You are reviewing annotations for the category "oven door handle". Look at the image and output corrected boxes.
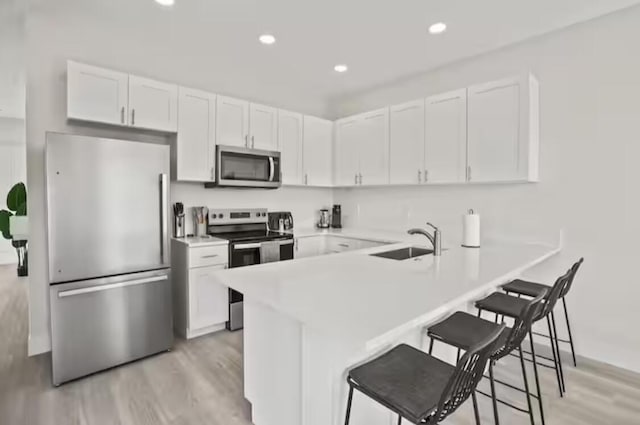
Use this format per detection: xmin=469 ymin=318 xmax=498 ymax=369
xmin=268 ymin=157 xmax=275 ymax=182
xmin=278 ymin=239 xmax=294 ymax=246
xmin=234 ymin=242 xmax=262 ymax=250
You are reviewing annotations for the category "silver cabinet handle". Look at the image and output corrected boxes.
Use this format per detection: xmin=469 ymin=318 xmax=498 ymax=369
xmin=424 ymin=169 xmax=429 ymax=183
xmin=160 ymin=174 xmax=168 ymax=265
xmin=121 ymin=107 xmax=125 ymax=124
xmin=359 ymin=173 xmax=363 ymax=185
xmin=338 ymin=243 xmax=350 ymax=248
xmin=131 ymin=109 xmax=136 ymax=126
xmin=294 ymin=238 xmax=299 ymax=251
xmin=305 ymin=174 xmax=308 ymax=185
xmin=355 ymin=173 xmax=358 ymax=184
xmin=467 ymin=166 xmax=472 ymax=182
xmin=58 ymin=275 xmax=168 ymax=298
xmin=201 ymin=254 xmax=219 ymax=259
xmin=245 ymin=135 xmax=249 ymax=147
xmin=418 ymin=170 xmax=422 ymax=183
xmin=211 ymin=167 xmax=215 ymax=181
xmin=251 ymin=135 xmax=255 ymax=148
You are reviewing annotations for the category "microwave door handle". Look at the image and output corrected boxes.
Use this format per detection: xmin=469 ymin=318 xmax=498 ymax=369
xmin=268 ymin=157 xmax=275 ymax=182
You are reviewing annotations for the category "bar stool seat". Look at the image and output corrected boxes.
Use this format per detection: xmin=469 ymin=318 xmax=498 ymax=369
xmin=348 ymin=344 xmax=455 ymax=424
xmin=475 ymin=293 xmax=531 ymax=319
xmin=502 ymin=279 xmax=549 ymax=298
xmin=428 ymin=312 xmax=509 ymax=351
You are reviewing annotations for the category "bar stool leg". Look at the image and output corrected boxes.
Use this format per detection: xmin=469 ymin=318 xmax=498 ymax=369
xmin=519 ymin=345 xmax=535 ymax=425
xmin=562 ymin=297 xmax=578 ymax=367
xmin=397 ymin=415 xmax=402 ymax=425
xmin=428 ymin=338 xmax=434 ymax=355
xmin=546 ymin=316 xmax=563 ymax=397
xmin=488 ymin=360 xmax=500 ymax=425
xmin=529 ymin=331 xmax=546 ymax=425
xmin=344 ymin=385 xmax=354 ymax=425
xmin=472 ymin=391 xmax=481 ymax=425
xmin=550 ymin=311 xmax=566 ymax=393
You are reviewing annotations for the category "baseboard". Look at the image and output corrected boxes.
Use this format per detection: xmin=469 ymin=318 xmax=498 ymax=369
xmin=28 ymin=332 xmax=51 ymax=357
xmin=186 ymin=322 xmax=226 ymax=339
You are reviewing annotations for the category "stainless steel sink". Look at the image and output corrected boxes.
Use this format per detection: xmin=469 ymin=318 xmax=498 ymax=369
xmin=370 ymin=247 xmax=434 ymax=261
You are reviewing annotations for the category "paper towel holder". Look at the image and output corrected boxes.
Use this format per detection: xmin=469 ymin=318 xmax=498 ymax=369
xmin=462 ymin=209 xmax=481 ymax=249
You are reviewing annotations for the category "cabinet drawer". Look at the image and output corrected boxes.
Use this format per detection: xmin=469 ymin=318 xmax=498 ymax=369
xmin=188 ymin=245 xmax=228 ymax=268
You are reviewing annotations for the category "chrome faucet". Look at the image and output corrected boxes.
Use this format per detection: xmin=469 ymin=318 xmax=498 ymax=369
xmin=407 ymin=223 xmax=442 ymax=256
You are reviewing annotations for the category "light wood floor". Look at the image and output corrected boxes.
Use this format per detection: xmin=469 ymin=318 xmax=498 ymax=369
xmin=1 ymin=263 xmax=639 ymax=425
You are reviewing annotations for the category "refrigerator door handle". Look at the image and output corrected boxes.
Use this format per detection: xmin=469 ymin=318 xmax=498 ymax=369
xmin=160 ymin=173 xmax=169 ymax=265
xmin=58 ymin=275 xmax=169 ymax=298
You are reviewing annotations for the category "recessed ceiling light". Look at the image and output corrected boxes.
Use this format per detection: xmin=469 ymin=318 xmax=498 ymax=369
xmin=334 ymin=64 xmax=348 ymax=73
xmin=259 ymin=34 xmax=276 ymax=45
xmin=155 ymin=0 xmax=175 ymax=6
xmin=429 ymin=22 xmax=447 ymax=35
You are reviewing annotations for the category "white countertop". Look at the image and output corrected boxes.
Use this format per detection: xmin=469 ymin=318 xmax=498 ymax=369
xmin=287 ymin=227 xmax=411 ymax=243
xmin=213 ymin=229 xmax=560 ymax=349
xmin=172 ymin=236 xmax=228 ymax=247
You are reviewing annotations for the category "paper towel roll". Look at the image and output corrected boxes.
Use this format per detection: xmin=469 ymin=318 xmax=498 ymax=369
xmin=462 ymin=210 xmax=480 ymax=248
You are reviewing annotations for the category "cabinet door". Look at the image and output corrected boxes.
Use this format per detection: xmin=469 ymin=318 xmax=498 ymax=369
xmin=216 ymin=96 xmax=250 ymax=147
xmin=303 ymin=116 xmax=333 ymax=186
xmin=67 ymin=61 xmax=129 ymax=126
xmin=189 ymin=265 xmax=229 ymax=331
xmin=128 ymin=75 xmax=178 ymax=132
xmin=278 ymin=110 xmax=304 ymax=185
xmin=467 ymin=78 xmax=521 ymax=182
xmin=425 ymin=89 xmax=467 ymax=183
xmin=359 ymin=108 xmax=390 ymax=186
xmin=176 ymin=87 xmax=216 ymax=182
xmin=390 ymin=100 xmax=425 ymax=185
xmin=334 ymin=117 xmax=360 ymax=186
xmin=295 ymin=237 xmax=322 ymax=259
xmin=250 ymin=103 xmax=278 ymax=151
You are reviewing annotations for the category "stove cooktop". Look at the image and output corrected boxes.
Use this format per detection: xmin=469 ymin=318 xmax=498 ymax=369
xmin=209 ymin=230 xmax=293 ymax=243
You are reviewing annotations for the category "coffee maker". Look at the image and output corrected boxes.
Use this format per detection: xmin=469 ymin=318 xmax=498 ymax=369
xmin=331 ymin=205 xmax=342 ymax=229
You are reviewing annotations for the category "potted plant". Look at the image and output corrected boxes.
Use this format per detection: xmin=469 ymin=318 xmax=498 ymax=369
xmin=0 ymin=182 xmax=28 ymax=276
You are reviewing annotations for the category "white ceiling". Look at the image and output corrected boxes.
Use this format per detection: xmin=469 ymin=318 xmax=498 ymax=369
xmin=24 ymin=0 xmax=640 ymax=109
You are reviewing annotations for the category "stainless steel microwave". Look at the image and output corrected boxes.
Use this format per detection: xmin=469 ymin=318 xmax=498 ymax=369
xmin=210 ymin=145 xmax=282 ymax=189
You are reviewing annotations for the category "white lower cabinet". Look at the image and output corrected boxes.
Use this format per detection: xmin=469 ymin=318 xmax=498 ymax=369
xmin=188 ymin=265 xmax=229 ymax=331
xmin=172 ymin=240 xmax=230 ymax=339
xmin=295 ymin=235 xmax=388 ymax=257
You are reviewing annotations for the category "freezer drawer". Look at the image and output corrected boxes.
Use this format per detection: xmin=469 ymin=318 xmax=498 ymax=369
xmin=50 ymin=270 xmax=173 ymax=385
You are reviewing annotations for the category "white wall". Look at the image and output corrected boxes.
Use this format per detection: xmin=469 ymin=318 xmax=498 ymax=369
xmin=330 ymin=7 xmax=640 ymax=372
xmin=24 ymin=5 xmax=331 ymax=355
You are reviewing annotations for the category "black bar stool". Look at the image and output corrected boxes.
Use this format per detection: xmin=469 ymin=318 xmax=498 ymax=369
xmin=426 ymin=290 xmax=548 ymax=425
xmin=344 ymin=324 xmax=507 ymax=425
xmin=474 ymin=269 xmax=573 ymax=399
xmin=501 ymin=258 xmax=584 ymax=367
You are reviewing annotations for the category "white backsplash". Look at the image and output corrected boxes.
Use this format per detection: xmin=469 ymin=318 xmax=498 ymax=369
xmin=171 ymin=182 xmax=334 ymax=234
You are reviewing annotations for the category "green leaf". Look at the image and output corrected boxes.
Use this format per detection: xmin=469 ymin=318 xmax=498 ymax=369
xmin=0 ymin=210 xmax=12 ymax=240
xmin=16 ymin=202 xmax=27 ymax=216
xmin=7 ymin=182 xmax=26 ymax=213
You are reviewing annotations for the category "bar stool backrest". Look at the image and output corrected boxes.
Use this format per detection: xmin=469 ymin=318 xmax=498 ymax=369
xmin=536 ymin=269 xmax=572 ymax=321
xmin=494 ymin=288 xmax=548 ymax=360
xmin=431 ymin=323 xmax=507 ymax=423
xmin=560 ymin=258 xmax=584 ymax=298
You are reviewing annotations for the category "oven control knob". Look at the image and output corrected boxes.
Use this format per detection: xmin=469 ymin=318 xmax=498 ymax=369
xmin=219 ymin=213 xmax=224 ymax=219
xmin=256 ymin=212 xmax=260 ymax=217
xmin=212 ymin=214 xmax=217 ymax=219
xmin=262 ymin=212 xmax=266 ymax=217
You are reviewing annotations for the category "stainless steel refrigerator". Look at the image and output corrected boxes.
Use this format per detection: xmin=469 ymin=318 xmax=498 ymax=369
xmin=46 ymin=133 xmax=173 ymax=386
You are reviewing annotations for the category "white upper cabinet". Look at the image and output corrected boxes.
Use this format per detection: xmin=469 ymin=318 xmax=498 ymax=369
xmin=67 ymin=61 xmax=129 ymax=126
xmin=390 ymin=100 xmax=425 ymax=185
xmin=128 ymin=75 xmax=178 ymax=132
xmin=334 ymin=117 xmax=361 ymax=186
xmin=424 ymin=89 xmax=468 ymax=183
xmin=278 ymin=110 xmax=304 ymax=185
xmin=250 ymin=103 xmax=278 ymax=151
xmin=467 ymin=74 xmax=539 ymax=183
xmin=359 ymin=108 xmax=390 ymax=186
xmin=303 ymin=116 xmax=333 ymax=187
xmin=175 ymin=87 xmax=216 ymax=182
xmin=216 ymin=95 xmax=250 ymax=148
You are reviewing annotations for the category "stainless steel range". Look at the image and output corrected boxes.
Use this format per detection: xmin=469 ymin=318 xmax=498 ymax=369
xmin=207 ymin=208 xmax=294 ymax=331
